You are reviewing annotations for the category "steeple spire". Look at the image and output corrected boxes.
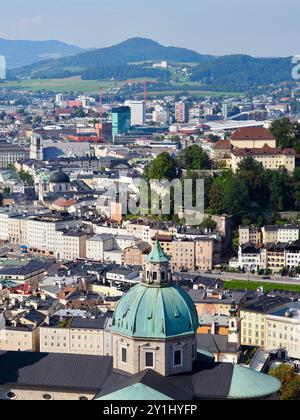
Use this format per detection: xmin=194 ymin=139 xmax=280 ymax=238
xmin=145 ymin=238 xmax=170 ymax=264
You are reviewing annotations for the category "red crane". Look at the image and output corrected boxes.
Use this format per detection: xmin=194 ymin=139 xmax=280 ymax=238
xmin=144 ymin=81 xmax=147 ymax=102
xmin=99 ymin=91 xmax=103 ymax=122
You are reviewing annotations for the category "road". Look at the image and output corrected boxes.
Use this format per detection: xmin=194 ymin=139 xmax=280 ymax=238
xmin=175 ymin=271 xmax=300 ymax=286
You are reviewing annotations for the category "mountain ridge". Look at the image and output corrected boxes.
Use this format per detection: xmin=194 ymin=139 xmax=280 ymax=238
xmin=4 ymin=37 xmax=295 ymax=92
xmin=0 ymin=38 xmax=85 ymax=68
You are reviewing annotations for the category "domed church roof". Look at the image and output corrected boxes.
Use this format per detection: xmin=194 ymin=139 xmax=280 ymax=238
xmin=50 ymin=169 xmax=70 ymax=184
xmin=111 ymin=282 xmax=199 ymax=339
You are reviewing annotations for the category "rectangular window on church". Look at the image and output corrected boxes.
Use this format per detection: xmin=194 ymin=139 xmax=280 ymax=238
xmin=121 ymin=347 xmax=127 ymax=364
xmin=145 ymin=351 xmax=154 ymax=368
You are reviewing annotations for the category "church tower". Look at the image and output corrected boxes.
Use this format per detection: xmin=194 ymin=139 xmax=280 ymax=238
xmin=30 ymin=134 xmax=43 ymax=161
xmin=111 ymin=239 xmax=199 ymax=377
xmin=228 ymin=301 xmax=240 ymax=345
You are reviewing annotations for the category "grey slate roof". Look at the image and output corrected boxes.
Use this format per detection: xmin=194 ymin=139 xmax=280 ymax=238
xmin=197 ymin=334 xmax=239 ymax=354
xmin=0 ymin=352 xmax=113 ymax=392
xmin=242 ymin=295 xmax=290 ymax=313
xmin=69 ymin=313 xmax=113 ymax=330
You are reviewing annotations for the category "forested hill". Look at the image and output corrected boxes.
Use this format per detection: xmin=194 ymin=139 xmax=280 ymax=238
xmin=0 ymin=38 xmax=84 ymax=68
xmin=190 ymin=54 xmax=294 ymax=91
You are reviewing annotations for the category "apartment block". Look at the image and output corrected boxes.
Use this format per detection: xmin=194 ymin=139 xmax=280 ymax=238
xmin=266 ymin=303 xmax=300 ymax=359
xmin=240 ymin=296 xmax=290 ymax=348
xmin=239 ymin=226 xmax=262 ymax=245
xmin=157 ymin=235 xmax=214 ymax=272
xmin=40 ymin=313 xmax=113 ymax=356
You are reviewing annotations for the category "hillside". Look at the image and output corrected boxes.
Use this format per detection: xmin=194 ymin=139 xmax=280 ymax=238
xmin=190 ymin=54 xmax=293 ymax=91
xmin=6 ymin=38 xmax=295 ymax=93
xmin=0 ymin=38 xmax=84 ymax=68
xmin=10 ymin=38 xmax=213 ymax=79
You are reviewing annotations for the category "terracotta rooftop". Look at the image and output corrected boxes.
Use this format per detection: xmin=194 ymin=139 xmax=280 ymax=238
xmin=230 ymin=127 xmax=275 ymax=141
xmin=52 ymin=198 xmax=77 ymax=208
xmin=213 ymin=139 xmax=232 ymax=150
xmin=232 ymin=144 xmax=296 ymax=157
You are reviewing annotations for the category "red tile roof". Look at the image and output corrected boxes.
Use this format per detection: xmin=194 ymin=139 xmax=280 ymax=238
xmin=52 ymin=198 xmax=76 ymax=208
xmin=230 ymin=127 xmax=275 ymax=141
xmin=213 ymin=139 xmax=232 ymax=150
xmin=232 ymin=144 xmax=296 ymax=157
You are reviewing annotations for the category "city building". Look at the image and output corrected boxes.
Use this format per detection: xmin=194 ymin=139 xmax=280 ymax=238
xmin=40 ymin=312 xmax=113 ymax=356
xmin=30 ymin=134 xmax=43 ymax=161
xmin=156 ymin=235 xmax=214 ymax=272
xmin=124 ymin=101 xmax=146 ymax=126
xmin=240 ymin=295 xmax=290 ymax=348
xmin=111 ymin=106 xmax=131 ymax=138
xmin=231 ymin=145 xmax=296 ymax=173
xmin=0 ymin=144 xmax=29 ymax=168
xmin=239 ymin=226 xmax=262 ymax=245
xmin=0 ymin=310 xmax=45 ymax=352
xmin=230 ymin=127 xmax=277 ymax=149
xmin=175 ymin=101 xmax=190 ymax=123
xmin=266 ymin=302 xmax=300 ymax=359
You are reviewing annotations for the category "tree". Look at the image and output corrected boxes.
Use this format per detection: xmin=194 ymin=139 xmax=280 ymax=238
xmin=200 ymin=217 xmax=217 ymax=231
xmin=268 ymin=170 xmax=292 ymax=211
xmin=269 ymin=364 xmax=300 ymax=400
xmin=19 ymin=170 xmax=34 ymax=186
xmin=177 ymin=145 xmax=210 ymax=170
xmin=208 ymin=179 xmax=224 ymax=214
xmin=236 ymin=157 xmax=265 ymax=204
xmin=270 ymin=118 xmax=300 ymax=152
xmin=222 ymin=177 xmax=250 ymax=216
xmin=34 ymin=116 xmax=42 ymax=124
xmin=144 ymin=152 xmax=178 ymax=181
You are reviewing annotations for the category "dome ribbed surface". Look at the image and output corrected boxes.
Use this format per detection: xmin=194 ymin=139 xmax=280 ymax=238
xmin=112 ymin=283 xmax=199 ymax=339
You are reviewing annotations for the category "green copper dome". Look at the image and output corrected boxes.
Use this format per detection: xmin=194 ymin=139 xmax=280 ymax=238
xmin=112 ymin=283 xmax=199 ymax=339
xmin=145 ymin=239 xmax=170 ymax=264
xmin=229 ymin=365 xmax=281 ymax=399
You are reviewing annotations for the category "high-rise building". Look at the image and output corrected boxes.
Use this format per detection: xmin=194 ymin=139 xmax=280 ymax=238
xmin=124 ymin=101 xmax=146 ymax=126
xmin=222 ymin=102 xmax=229 ymax=120
xmin=111 ymin=106 xmax=131 ymax=138
xmin=175 ymin=101 xmax=190 ymax=123
xmin=95 ymin=122 xmax=112 ymax=142
xmin=0 ymin=55 xmax=6 ymax=80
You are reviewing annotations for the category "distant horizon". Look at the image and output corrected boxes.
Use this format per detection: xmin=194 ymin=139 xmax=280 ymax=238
xmin=0 ymin=0 xmax=299 ymax=57
xmin=0 ymin=36 xmax=295 ymax=59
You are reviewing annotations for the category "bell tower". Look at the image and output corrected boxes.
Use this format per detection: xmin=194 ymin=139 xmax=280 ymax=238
xmin=30 ymin=134 xmax=43 ymax=161
xmin=143 ymin=238 xmax=171 ymax=286
xmin=228 ymin=301 xmax=240 ymax=345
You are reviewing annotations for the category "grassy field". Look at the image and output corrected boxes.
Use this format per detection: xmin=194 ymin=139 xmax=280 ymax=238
xmin=137 ymin=89 xmax=243 ymax=98
xmin=0 ymin=76 xmax=243 ymax=97
xmin=224 ymin=280 xmax=300 ymax=293
xmin=0 ymin=77 xmax=115 ymax=93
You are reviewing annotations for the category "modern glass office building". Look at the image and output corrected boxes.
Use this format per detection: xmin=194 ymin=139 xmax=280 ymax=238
xmin=112 ymin=106 xmax=131 ymax=138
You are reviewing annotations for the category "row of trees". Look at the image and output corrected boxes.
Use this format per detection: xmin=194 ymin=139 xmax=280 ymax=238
xmin=208 ymin=157 xmax=300 ymax=220
xmin=144 ymin=145 xmax=211 ymax=181
xmin=270 ymin=117 xmax=300 ymax=152
xmin=143 ymin=145 xmax=300 ymax=225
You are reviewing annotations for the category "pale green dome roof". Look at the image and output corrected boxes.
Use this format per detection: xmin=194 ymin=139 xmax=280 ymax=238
xmin=112 ymin=283 xmax=199 ymax=339
xmin=145 ymin=239 xmax=170 ymax=264
xmin=96 ymin=383 xmax=173 ymax=401
xmin=228 ymin=365 xmax=281 ymax=399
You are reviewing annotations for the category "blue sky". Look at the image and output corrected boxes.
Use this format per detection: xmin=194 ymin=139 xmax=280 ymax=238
xmin=0 ymin=0 xmax=299 ymax=56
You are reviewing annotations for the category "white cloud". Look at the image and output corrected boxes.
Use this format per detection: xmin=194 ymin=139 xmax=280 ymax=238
xmin=19 ymin=14 xmax=42 ymax=29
